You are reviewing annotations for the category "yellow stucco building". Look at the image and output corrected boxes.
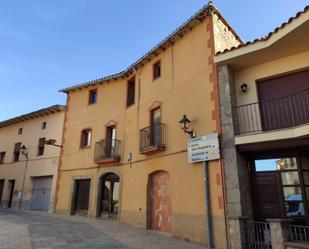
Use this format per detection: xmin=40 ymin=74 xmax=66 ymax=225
xmin=55 ymin=3 xmax=241 ymax=248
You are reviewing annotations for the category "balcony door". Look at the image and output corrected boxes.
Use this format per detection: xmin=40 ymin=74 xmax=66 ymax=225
xmin=257 ymin=69 xmax=309 ymax=131
xmin=151 ymin=108 xmax=161 ymax=146
xmin=106 ymin=126 xmax=116 ymax=158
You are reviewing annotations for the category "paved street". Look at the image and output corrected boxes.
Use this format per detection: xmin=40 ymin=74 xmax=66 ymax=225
xmin=0 ymin=209 xmax=207 ymax=249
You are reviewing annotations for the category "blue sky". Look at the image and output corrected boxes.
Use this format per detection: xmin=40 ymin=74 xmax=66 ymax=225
xmin=0 ymin=0 xmax=308 ymax=120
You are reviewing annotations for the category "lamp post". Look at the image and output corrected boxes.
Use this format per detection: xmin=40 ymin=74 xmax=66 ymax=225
xmin=19 ymin=145 xmax=29 ymax=210
xmin=179 ymin=115 xmax=213 ymax=248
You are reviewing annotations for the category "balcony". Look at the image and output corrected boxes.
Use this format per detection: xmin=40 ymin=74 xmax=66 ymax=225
xmin=233 ymin=88 xmax=309 ymax=135
xmin=139 ymin=123 xmax=166 ymax=154
xmin=94 ymin=139 xmax=121 ymax=164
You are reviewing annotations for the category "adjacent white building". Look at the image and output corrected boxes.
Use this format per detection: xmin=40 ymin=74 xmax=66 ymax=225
xmin=0 ymin=105 xmax=65 ymax=212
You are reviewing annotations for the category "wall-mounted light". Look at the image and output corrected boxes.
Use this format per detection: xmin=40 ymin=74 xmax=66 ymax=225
xmin=240 ymin=83 xmax=248 ymax=93
xmin=179 ymin=115 xmax=196 ymax=138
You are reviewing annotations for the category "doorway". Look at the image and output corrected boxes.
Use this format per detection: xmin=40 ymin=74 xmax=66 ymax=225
xmin=98 ymin=173 xmax=120 ymax=218
xmin=147 ymin=171 xmax=172 ymax=233
xmin=8 ymin=180 xmax=15 ymax=208
xmin=0 ymin=180 xmax=4 ymax=204
xmin=252 ymin=156 xmax=309 ymax=224
xmin=73 ymin=179 xmax=91 ymax=215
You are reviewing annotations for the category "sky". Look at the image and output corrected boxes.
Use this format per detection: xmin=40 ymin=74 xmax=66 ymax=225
xmin=0 ymin=0 xmax=308 ymax=120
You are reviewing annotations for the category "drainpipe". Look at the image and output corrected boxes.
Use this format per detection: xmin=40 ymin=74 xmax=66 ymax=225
xmin=204 ymin=161 xmax=213 ymax=248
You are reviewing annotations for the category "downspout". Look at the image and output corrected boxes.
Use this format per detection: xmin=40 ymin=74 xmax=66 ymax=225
xmin=204 ymin=161 xmax=214 ymax=248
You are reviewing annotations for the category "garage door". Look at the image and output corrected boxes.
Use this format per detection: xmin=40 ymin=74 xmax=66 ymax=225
xmin=30 ymin=176 xmax=53 ymax=211
xmin=257 ymin=69 xmax=309 ymax=131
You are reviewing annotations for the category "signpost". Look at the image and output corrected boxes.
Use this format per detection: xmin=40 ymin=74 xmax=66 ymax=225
xmin=188 ymin=132 xmax=220 ymax=249
xmin=188 ymin=132 xmax=220 ymax=163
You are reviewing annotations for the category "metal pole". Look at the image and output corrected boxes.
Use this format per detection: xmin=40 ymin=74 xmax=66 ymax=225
xmin=204 ymin=161 xmax=213 ymax=248
xmin=19 ymin=156 xmax=28 ymax=210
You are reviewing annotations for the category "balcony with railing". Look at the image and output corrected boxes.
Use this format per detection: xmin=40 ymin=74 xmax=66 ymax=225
xmin=233 ymin=88 xmax=309 ymax=135
xmin=94 ymin=139 xmax=121 ymax=164
xmin=139 ymin=123 xmax=166 ymax=154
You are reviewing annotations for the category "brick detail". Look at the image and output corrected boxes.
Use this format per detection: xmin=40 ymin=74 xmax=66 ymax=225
xmin=54 ymin=94 xmax=70 ymax=208
xmin=218 ymin=196 xmax=223 ymax=209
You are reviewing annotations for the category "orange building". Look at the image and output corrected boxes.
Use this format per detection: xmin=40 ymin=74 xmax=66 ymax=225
xmin=55 ymin=3 xmax=241 ymax=248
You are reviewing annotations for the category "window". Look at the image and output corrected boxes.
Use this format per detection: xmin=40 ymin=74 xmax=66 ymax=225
xmin=153 ymin=60 xmax=161 ymax=80
xmin=41 ymin=122 xmax=47 ymax=129
xmin=126 ymin=77 xmax=135 ymax=107
xmin=13 ymin=143 xmax=21 ymax=162
xmin=81 ymin=129 xmax=92 ymax=148
xmin=0 ymin=152 xmax=5 ymax=164
xmin=18 ymin=128 xmax=23 ymax=135
xmin=37 ymin=138 xmax=46 ymax=156
xmin=88 ymin=89 xmax=97 ymax=104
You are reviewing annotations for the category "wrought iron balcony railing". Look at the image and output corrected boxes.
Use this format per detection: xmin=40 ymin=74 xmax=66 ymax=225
xmin=94 ymin=139 xmax=121 ymax=163
xmin=139 ymin=123 xmax=166 ymax=154
xmin=233 ymin=88 xmax=309 ymax=135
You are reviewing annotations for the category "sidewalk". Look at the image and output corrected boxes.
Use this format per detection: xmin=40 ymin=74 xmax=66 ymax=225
xmin=0 ymin=209 xmax=207 ymax=249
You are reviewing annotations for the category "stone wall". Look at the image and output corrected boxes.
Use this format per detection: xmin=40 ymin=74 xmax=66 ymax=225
xmin=218 ymin=65 xmax=253 ymax=249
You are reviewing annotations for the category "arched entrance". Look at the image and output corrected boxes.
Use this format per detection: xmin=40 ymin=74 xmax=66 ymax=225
xmin=147 ymin=170 xmax=172 ymax=233
xmin=98 ymin=173 xmax=120 ymax=219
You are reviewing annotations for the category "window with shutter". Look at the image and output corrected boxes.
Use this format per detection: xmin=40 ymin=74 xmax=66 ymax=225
xmin=0 ymin=152 xmax=6 ymax=164
xmin=81 ymin=129 xmax=92 ymax=148
xmin=126 ymin=77 xmax=135 ymax=107
xmin=153 ymin=60 xmax=161 ymax=80
xmin=13 ymin=143 xmax=21 ymax=162
xmin=38 ymin=138 xmax=46 ymax=156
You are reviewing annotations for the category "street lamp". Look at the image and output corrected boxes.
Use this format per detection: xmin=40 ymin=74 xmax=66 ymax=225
xmin=19 ymin=145 xmax=29 ymax=210
xmin=179 ymin=115 xmax=196 ymax=138
xmin=45 ymin=139 xmax=63 ymax=148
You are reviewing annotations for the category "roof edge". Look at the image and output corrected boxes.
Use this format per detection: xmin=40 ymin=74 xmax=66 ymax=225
xmin=0 ymin=105 xmax=66 ymax=128
xmin=59 ymin=2 xmax=242 ymax=93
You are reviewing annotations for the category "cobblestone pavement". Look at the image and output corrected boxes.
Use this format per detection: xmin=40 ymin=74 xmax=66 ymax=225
xmin=0 ymin=209 xmax=207 ymax=249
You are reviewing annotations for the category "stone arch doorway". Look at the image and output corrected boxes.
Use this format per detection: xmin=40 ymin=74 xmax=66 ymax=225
xmin=97 ymin=172 xmax=120 ymax=219
xmin=147 ymin=170 xmax=172 ymax=233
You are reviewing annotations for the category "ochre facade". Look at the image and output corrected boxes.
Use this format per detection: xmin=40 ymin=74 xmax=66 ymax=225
xmin=56 ymin=6 xmax=241 ymax=248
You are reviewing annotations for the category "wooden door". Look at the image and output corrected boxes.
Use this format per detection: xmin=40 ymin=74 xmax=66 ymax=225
xmin=8 ymin=180 xmax=15 ymax=208
xmin=148 ymin=171 xmax=172 ymax=233
xmin=151 ymin=108 xmax=161 ymax=146
xmin=0 ymin=180 xmax=4 ymax=203
xmin=106 ymin=126 xmax=116 ymax=157
xmin=74 ymin=179 xmax=90 ymax=213
xmin=253 ymin=172 xmax=285 ymax=219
